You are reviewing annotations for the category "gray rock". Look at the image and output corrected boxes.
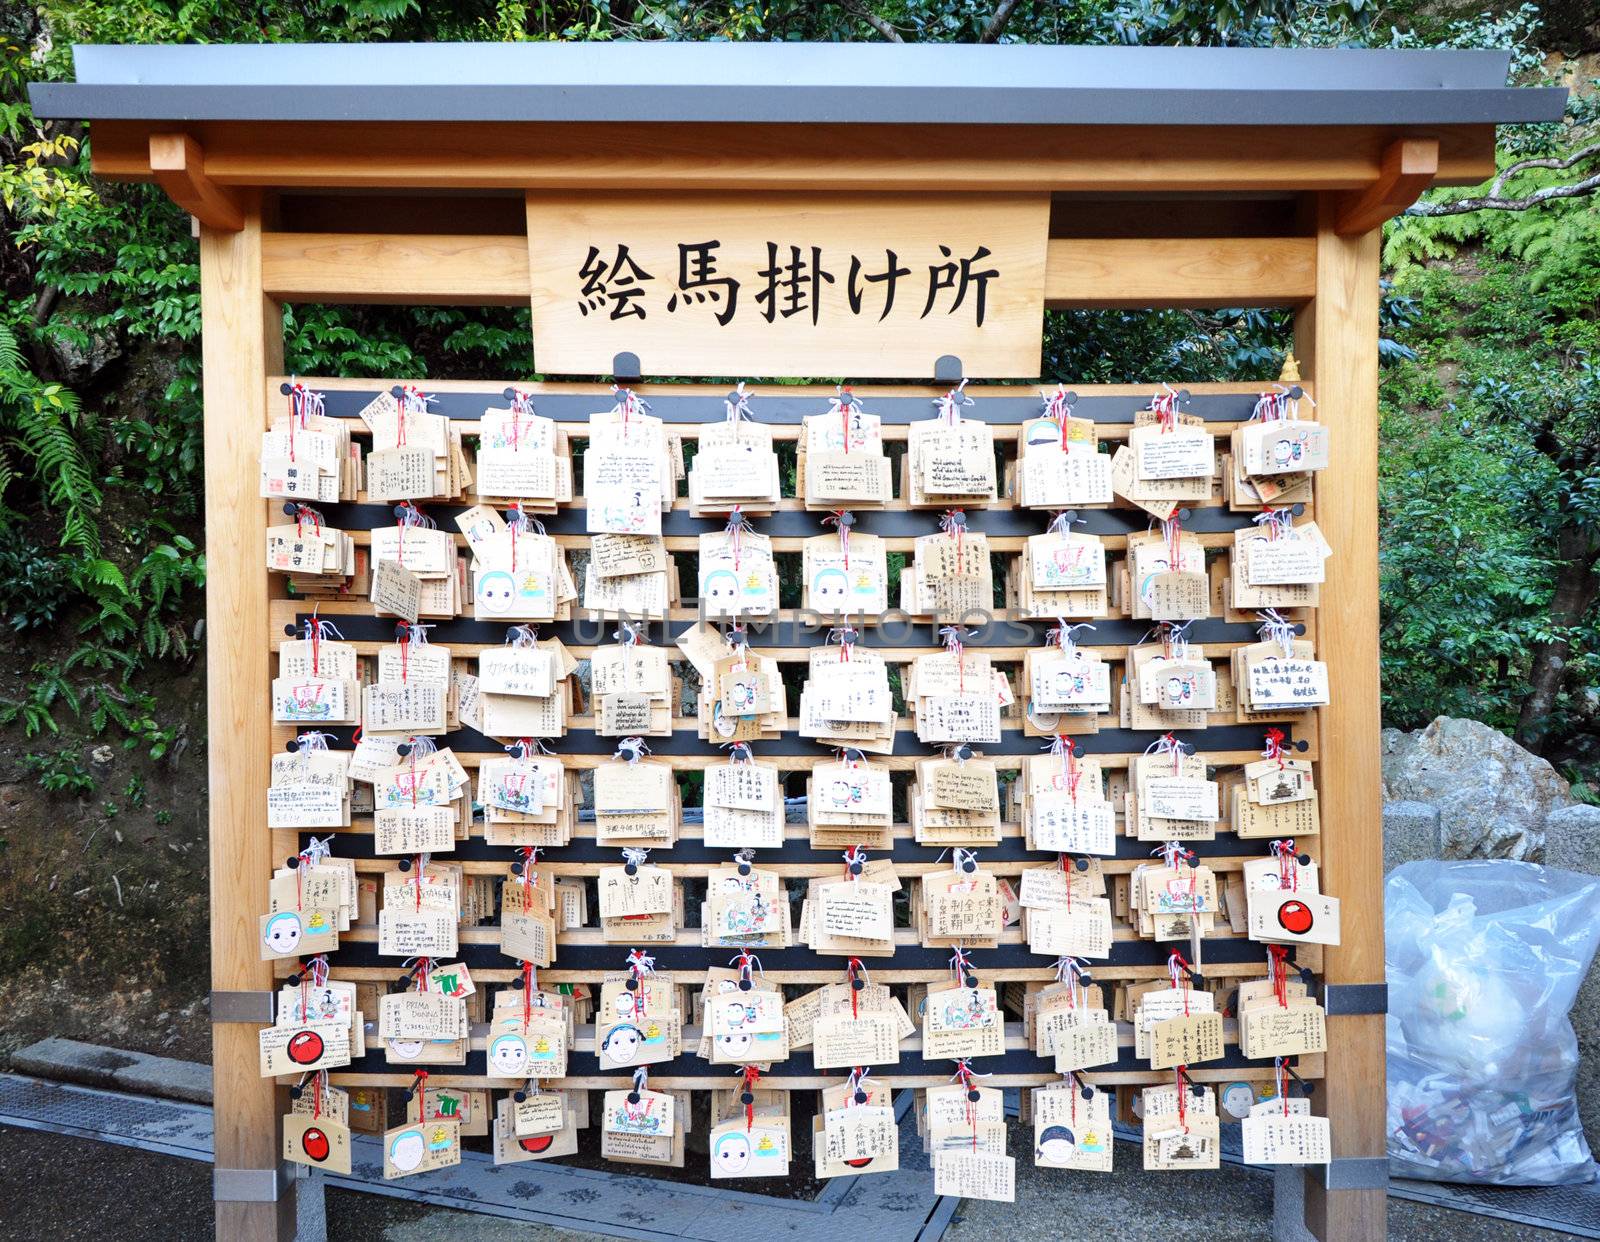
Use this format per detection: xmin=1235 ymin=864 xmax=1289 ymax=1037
xmin=1543 ymin=803 xmax=1600 ymax=1157
xmin=1383 ymin=800 xmax=1442 ymax=873
xmin=1381 ymin=717 xmax=1573 ymax=861
xmin=46 ymin=326 xmax=122 ymax=385
xmin=1544 ymin=803 xmax=1600 ymax=876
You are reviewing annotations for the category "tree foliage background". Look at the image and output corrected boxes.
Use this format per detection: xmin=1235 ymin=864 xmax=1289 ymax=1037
xmin=0 ymin=0 xmax=1595 ymax=1019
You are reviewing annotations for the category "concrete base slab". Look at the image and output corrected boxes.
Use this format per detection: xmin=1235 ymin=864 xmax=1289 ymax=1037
xmin=10 ymin=1037 xmax=213 ymax=1105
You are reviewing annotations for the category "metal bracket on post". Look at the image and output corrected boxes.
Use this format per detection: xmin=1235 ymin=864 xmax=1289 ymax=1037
xmin=211 ymin=989 xmax=276 ymax=1023
xmin=1320 ymin=1157 xmax=1389 ymax=1191
xmin=1321 ymin=982 xmax=1388 ymax=1016
xmin=214 ymin=1164 xmax=293 ymax=1203
xmin=933 ymin=354 xmax=964 ymax=385
xmin=612 ymin=351 xmax=643 ymax=383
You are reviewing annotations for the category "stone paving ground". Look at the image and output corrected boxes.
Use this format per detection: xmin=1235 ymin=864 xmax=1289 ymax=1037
xmin=0 ymin=1125 xmax=1584 ymax=1242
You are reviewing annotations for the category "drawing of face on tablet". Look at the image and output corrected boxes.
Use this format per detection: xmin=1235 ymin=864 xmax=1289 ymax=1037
xmin=812 ymin=567 xmax=849 ymax=608
xmin=600 ymin=1023 xmax=643 ymax=1065
xmin=262 ymin=911 xmax=302 ymax=956
xmin=1036 ymin=1124 xmax=1077 ymax=1162
xmin=703 ymin=568 xmax=739 ymax=607
xmin=1220 ymin=1082 xmax=1256 ymax=1120
xmin=1023 ymin=417 xmax=1062 ymax=449
xmin=477 ymin=570 xmax=516 ymax=615
xmin=389 ymin=1128 xmax=426 ymax=1172
xmin=488 ymin=1034 xmax=529 ymax=1076
xmin=713 ymin=1130 xmax=752 ymax=1175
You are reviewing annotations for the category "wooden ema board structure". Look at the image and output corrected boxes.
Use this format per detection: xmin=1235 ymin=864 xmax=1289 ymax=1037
xmin=191 ymin=199 xmax=1389 ymax=1242
xmin=258 ymin=379 xmax=1330 ymax=1084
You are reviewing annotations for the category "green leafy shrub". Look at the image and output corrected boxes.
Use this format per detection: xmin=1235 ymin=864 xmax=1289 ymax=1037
xmin=0 ymin=542 xmax=73 ymax=631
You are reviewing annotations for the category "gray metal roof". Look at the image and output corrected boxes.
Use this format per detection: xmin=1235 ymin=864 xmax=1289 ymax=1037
xmin=29 ymin=42 xmax=1566 ymax=127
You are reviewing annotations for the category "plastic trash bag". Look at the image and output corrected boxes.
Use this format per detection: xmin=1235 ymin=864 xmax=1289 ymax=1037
xmin=1386 ymin=859 xmax=1600 ymax=1184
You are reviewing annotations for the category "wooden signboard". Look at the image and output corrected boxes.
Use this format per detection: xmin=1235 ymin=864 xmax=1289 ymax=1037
xmin=526 ymin=192 xmax=1051 ymax=377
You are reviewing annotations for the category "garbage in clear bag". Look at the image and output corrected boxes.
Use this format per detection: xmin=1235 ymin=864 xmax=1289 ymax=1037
xmin=1386 ymin=858 xmax=1600 ymax=1184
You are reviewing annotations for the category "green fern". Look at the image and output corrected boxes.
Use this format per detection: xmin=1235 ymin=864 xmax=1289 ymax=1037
xmin=0 ymin=323 xmax=101 ymax=555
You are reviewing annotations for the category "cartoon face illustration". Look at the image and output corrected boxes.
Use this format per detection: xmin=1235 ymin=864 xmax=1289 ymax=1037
xmin=1271 ymin=433 xmax=1307 ymax=466
xmin=389 ymin=1129 xmax=426 ymax=1172
xmin=1164 ymin=675 xmax=1191 ymax=703
xmin=614 ymin=991 xmax=640 ymax=1019
xmin=827 ymin=778 xmax=863 ymax=808
xmin=812 ymin=567 xmax=849 ymax=608
xmin=716 ymin=1031 xmax=753 ymax=1060
xmin=702 ymin=568 xmax=739 ymax=606
xmin=1050 ymin=668 xmax=1088 ymax=699
xmin=262 ymin=912 xmax=303 ymax=956
xmin=601 ymin=1024 xmax=643 ymax=1065
xmin=387 ymin=1038 xmax=426 ymax=1059
xmin=1023 ymin=417 xmax=1061 ymax=448
xmin=477 ymin=570 xmax=516 ymax=615
xmin=1036 ymin=1124 xmax=1076 ymax=1162
xmin=713 ymin=1130 xmax=752 ymax=1175
xmin=489 ymin=1034 xmax=530 ymax=1076
xmin=1220 ymin=1082 xmax=1256 ymax=1120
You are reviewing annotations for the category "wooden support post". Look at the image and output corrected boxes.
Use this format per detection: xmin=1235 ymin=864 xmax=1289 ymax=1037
xmin=201 ymin=192 xmax=294 ymax=1242
xmin=1294 ymin=196 xmax=1387 ymax=1242
xmin=1334 ymin=138 xmax=1438 ymax=237
xmin=151 ymin=133 xmax=246 ymax=232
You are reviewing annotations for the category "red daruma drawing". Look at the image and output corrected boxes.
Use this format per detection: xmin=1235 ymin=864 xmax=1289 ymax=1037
xmin=287 ymin=1030 xmax=325 ymax=1065
xmin=1277 ymin=900 xmax=1315 ymax=936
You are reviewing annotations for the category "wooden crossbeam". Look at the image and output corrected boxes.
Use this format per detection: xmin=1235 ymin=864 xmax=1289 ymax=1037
xmin=1334 ymin=137 xmax=1439 ymax=237
xmin=148 ymin=134 xmax=245 ymax=232
xmin=1044 ymin=237 xmax=1315 ymax=307
xmin=260 ymin=231 xmax=1316 ymax=308
xmin=94 ymin=121 xmax=1497 ymax=189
